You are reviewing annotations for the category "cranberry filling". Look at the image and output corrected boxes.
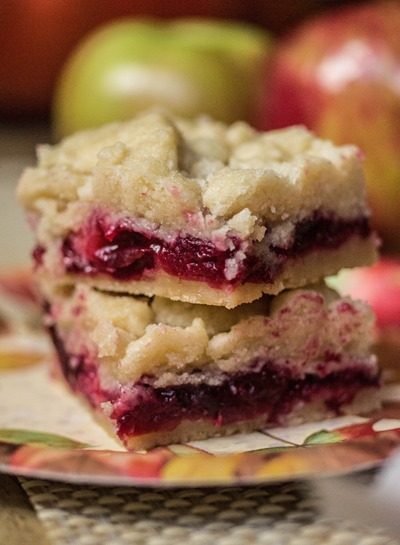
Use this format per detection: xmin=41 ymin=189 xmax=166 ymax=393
xmin=113 ymin=364 xmax=378 ymax=437
xmin=49 ymin=325 xmax=379 ymax=440
xmin=32 ymin=245 xmax=45 ymax=268
xmin=61 ymin=214 xmax=244 ymax=285
xmin=32 ymin=211 xmax=372 ymax=288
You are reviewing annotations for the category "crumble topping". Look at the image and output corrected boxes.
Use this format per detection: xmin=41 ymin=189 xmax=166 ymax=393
xmin=43 ymin=282 xmax=376 ymax=385
xmin=17 ymin=109 xmax=381 ymax=450
xmin=18 ymin=110 xmax=369 ymax=243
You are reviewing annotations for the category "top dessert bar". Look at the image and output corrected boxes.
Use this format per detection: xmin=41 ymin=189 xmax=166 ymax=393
xmin=18 ymin=110 xmax=378 ymax=307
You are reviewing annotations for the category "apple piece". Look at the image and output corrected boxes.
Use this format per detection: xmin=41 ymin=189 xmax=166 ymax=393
xmin=331 ymin=259 xmax=400 ymax=331
xmin=52 ymin=19 xmax=272 ymax=138
xmin=330 ymin=258 xmax=400 ymax=382
xmin=256 ymin=1 xmax=400 ymax=252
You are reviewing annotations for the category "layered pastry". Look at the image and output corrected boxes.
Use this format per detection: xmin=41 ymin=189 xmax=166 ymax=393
xmin=41 ymin=281 xmax=380 ymax=450
xmin=18 ymin=111 xmax=378 ymax=308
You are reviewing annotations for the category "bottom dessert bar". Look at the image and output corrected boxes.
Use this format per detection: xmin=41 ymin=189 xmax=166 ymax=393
xmin=41 ymin=282 xmax=380 ymax=451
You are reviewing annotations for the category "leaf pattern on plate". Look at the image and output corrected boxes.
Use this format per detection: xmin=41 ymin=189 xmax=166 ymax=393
xmin=303 ymin=430 xmax=342 ymax=445
xmin=0 ymin=429 xmax=90 ymax=449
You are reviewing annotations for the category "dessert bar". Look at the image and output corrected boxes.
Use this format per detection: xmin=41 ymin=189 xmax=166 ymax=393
xmin=42 ymin=282 xmax=380 ymax=450
xmin=18 ymin=111 xmax=378 ymax=308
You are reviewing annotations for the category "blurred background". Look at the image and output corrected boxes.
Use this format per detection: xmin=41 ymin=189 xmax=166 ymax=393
xmin=1 ymin=0 xmax=400 ymax=349
xmin=0 ymin=0 xmax=367 ymax=124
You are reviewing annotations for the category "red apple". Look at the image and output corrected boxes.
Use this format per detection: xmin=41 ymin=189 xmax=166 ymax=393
xmin=256 ymin=1 xmax=400 ymax=253
xmin=52 ymin=18 xmax=272 ymax=138
xmin=329 ymin=258 xmax=400 ymax=380
xmin=331 ymin=259 xmax=400 ymax=330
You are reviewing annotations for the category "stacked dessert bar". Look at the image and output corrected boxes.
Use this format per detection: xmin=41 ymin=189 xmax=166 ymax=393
xmin=18 ymin=111 xmax=380 ymax=450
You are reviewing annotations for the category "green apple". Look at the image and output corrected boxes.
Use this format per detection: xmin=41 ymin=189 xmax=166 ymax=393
xmin=256 ymin=1 xmax=400 ymax=253
xmin=53 ymin=18 xmax=272 ymax=138
xmin=170 ymin=18 xmax=273 ymax=124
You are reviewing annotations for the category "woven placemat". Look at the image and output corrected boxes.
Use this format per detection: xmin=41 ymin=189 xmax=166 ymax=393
xmin=19 ymin=476 xmax=398 ymax=545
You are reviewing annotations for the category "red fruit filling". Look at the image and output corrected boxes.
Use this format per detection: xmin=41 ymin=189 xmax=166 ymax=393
xmin=35 ymin=211 xmax=371 ymax=287
xmin=49 ymin=325 xmax=379 ymax=442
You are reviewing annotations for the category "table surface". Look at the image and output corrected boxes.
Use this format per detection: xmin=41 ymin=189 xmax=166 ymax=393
xmin=1 ymin=123 xmax=399 ymax=545
xmin=0 ymin=474 xmax=51 ymax=545
xmin=1 ymin=468 xmax=399 ymax=545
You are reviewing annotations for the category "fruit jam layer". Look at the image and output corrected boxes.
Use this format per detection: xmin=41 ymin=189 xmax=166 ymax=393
xmin=49 ymin=325 xmax=379 ymax=440
xmin=36 ymin=210 xmax=371 ymax=287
